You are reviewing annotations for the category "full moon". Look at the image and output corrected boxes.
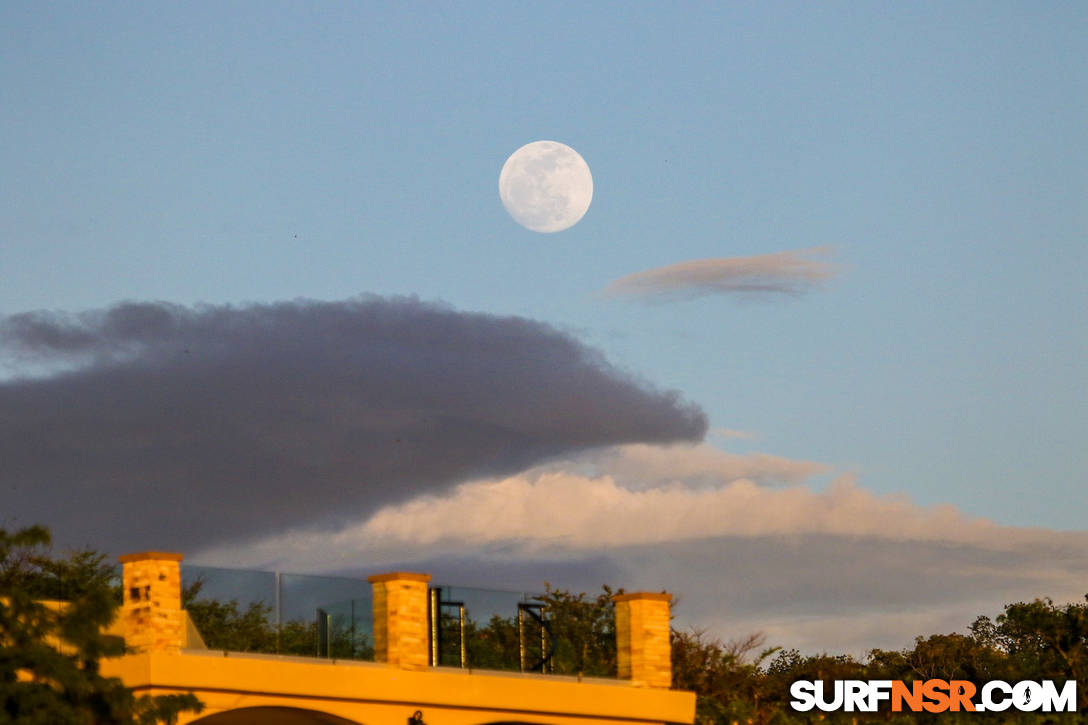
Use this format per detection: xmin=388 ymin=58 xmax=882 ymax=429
xmin=498 ymin=140 xmax=593 ymax=233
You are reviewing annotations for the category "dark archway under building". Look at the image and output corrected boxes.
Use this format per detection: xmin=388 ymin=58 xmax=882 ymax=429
xmin=191 ymin=706 xmax=363 ymax=725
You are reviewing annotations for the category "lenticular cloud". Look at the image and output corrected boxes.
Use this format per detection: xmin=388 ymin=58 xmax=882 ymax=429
xmin=0 ymin=296 xmax=706 ymax=553
xmin=604 ymin=247 xmax=839 ymax=300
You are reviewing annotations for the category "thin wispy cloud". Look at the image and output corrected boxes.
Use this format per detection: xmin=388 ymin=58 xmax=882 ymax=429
xmin=603 ymin=247 xmax=839 ymax=301
xmin=713 ymin=428 xmax=758 ymax=441
xmin=0 ymin=297 xmax=706 ymax=554
xmin=567 ymin=442 xmax=825 ymax=490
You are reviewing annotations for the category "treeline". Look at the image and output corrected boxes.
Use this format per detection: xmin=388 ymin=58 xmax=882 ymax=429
xmin=671 ymin=598 xmax=1088 ymax=724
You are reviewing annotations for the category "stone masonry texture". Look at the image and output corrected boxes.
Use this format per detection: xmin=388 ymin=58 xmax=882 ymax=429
xmin=612 ymin=592 xmax=672 ymax=688
xmin=368 ymin=572 xmax=431 ymax=671
xmin=119 ymin=552 xmax=184 ymax=654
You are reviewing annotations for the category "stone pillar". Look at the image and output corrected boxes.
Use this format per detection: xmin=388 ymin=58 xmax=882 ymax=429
xmin=613 ymin=592 xmax=673 ymax=688
xmin=118 ymin=551 xmax=184 ymax=654
xmin=367 ymin=572 xmax=431 ymax=670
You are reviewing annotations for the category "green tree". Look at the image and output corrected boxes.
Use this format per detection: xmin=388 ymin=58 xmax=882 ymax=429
xmin=0 ymin=525 xmax=202 ymax=724
xmin=978 ymin=596 xmax=1088 ymax=711
xmin=534 ymin=585 xmax=619 ymax=677
xmin=462 ymin=612 xmax=521 ymax=671
xmin=868 ymin=632 xmax=1008 ymax=685
xmin=673 ymin=629 xmax=783 ymax=725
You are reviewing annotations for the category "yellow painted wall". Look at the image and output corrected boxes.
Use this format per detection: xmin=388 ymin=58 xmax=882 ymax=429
xmin=102 ymin=649 xmax=695 ymax=725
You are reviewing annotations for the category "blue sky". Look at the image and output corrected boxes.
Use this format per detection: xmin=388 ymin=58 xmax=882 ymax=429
xmin=2 ymin=2 xmax=1087 ymax=649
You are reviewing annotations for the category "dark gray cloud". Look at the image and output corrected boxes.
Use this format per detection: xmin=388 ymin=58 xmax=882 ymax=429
xmin=0 ymin=296 xmax=706 ymax=553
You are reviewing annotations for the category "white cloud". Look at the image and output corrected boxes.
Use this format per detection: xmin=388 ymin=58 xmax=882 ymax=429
xmin=198 ymin=441 xmax=1075 ymax=566
xmin=193 ymin=442 xmax=1088 ymax=654
xmin=342 ymin=473 xmax=1009 ymax=551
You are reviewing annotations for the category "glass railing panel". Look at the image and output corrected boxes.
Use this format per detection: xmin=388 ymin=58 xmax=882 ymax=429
xmin=176 ymin=566 xmax=613 ymax=674
xmin=181 ymin=564 xmax=277 ymax=609
xmin=431 ymin=585 xmax=535 ymax=671
xmin=429 ymin=585 xmax=617 ymax=677
xmin=179 ymin=565 xmax=279 ymax=654
xmin=281 ymin=573 xmax=373 ymax=661
xmin=179 ymin=565 xmax=374 ymax=660
xmin=315 ymin=596 xmax=374 ymax=661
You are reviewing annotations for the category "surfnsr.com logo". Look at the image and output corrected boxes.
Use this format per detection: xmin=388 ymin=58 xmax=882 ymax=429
xmin=790 ymin=679 xmax=1078 ymax=713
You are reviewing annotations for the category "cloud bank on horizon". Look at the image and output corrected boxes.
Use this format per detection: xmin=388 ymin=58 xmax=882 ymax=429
xmin=205 ymin=442 xmax=1088 ymax=655
xmin=604 ymin=247 xmax=839 ymax=301
xmin=0 ymin=296 xmax=706 ymax=554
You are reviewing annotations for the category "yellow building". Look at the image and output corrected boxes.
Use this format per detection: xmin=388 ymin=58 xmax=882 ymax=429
xmin=102 ymin=552 xmax=696 ymax=725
